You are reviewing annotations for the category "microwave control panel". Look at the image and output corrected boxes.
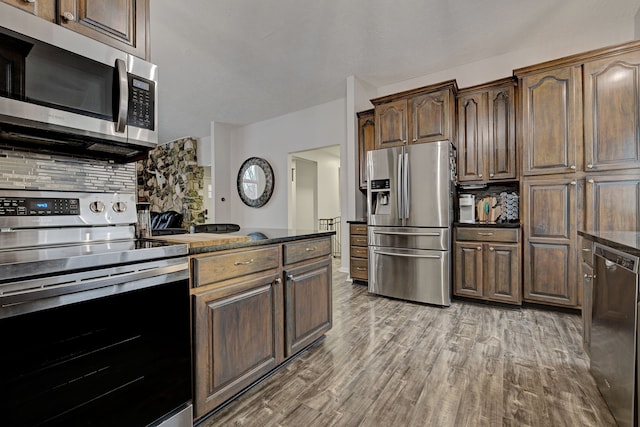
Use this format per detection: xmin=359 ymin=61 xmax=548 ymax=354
xmin=0 ymin=197 xmax=79 ymax=216
xmin=127 ymin=75 xmax=155 ymax=130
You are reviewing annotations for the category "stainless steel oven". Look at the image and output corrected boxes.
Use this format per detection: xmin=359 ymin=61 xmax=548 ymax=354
xmin=0 ymin=190 xmax=192 ymax=426
xmin=0 ymin=5 xmax=157 ymax=162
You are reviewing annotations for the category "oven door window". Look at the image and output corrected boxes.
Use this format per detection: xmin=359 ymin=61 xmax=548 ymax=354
xmin=0 ymin=279 xmax=191 ymax=426
xmin=0 ymin=28 xmax=114 ymax=121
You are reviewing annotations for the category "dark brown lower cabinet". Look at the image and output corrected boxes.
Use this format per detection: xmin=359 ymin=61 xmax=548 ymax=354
xmin=192 ymin=271 xmax=283 ymax=418
xmin=454 ymin=227 xmax=521 ymax=305
xmin=285 ymin=257 xmax=332 ymax=357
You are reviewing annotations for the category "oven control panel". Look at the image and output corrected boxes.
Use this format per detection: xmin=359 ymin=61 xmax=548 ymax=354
xmin=0 ymin=191 xmax=137 ymax=228
xmin=0 ymin=197 xmax=80 ymax=216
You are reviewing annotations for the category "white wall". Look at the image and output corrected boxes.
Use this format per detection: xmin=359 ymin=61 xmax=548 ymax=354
xmin=230 ymin=98 xmax=346 ymax=228
xmin=212 ymin=122 xmax=234 ymax=223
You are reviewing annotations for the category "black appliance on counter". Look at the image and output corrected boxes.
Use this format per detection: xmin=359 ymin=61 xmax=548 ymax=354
xmin=0 ymin=190 xmax=192 ymax=426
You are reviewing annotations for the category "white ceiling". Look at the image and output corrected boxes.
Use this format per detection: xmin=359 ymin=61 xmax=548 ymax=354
xmin=150 ymin=0 xmax=640 ymax=143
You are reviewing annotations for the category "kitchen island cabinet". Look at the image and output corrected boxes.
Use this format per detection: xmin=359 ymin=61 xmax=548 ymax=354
xmin=187 ymin=229 xmax=334 ymax=421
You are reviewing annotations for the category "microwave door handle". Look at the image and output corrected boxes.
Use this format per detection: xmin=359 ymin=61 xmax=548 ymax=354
xmin=115 ymin=58 xmax=128 ymax=133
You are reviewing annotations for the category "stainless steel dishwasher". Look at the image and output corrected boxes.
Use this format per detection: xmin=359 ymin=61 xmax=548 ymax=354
xmin=591 ymin=242 xmax=639 ymax=427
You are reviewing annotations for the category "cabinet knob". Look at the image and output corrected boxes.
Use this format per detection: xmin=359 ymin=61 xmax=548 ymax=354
xmin=570 ymin=181 xmax=577 ymax=186
xmin=587 ymin=164 xmax=594 ymax=169
xmin=412 ymin=138 xmax=417 ymax=142
xmin=489 ymin=173 xmax=494 ymax=178
xmin=570 ymin=165 xmax=576 ymax=170
xmin=489 ymin=247 xmax=495 ymax=252
xmin=476 ymin=246 xmax=482 ymax=251
xmin=275 ymin=277 xmax=282 ymax=284
xmin=478 ymin=174 xmax=483 ymax=178
xmin=588 ymin=179 xmax=594 ymax=184
xmin=584 ymin=274 xmax=593 ymax=280
xmin=287 ymin=274 xmax=294 ymax=280
xmin=61 ymin=11 xmax=75 ymax=21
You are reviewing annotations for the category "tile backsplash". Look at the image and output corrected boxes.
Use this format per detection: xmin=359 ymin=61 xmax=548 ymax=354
xmin=0 ymin=148 xmax=136 ymax=192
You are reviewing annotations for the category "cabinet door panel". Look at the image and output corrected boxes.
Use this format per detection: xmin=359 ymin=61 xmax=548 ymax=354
xmin=524 ymin=242 xmax=575 ymax=305
xmin=59 ymin=0 xmax=148 ymax=59
xmin=520 ymin=66 xmax=582 ymax=175
xmin=488 ymin=85 xmax=517 ymax=180
xmin=285 ymin=258 xmax=332 ymax=356
xmin=485 ymin=243 xmax=520 ymax=304
xmin=522 ymin=179 xmax=578 ymax=307
xmin=193 ymin=274 xmax=282 ymax=418
xmin=357 ymin=110 xmax=375 ymax=189
xmin=454 ymin=242 xmax=483 ymax=298
xmin=456 ymin=92 xmax=486 ymax=182
xmin=375 ymin=99 xmax=407 ymax=148
xmin=585 ymin=175 xmax=640 ymax=231
xmin=411 ymin=89 xmax=451 ymax=143
xmin=584 ymin=51 xmax=640 ymax=171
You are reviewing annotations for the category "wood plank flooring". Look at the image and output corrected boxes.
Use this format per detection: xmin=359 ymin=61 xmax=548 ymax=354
xmin=198 ymin=260 xmax=616 ymax=426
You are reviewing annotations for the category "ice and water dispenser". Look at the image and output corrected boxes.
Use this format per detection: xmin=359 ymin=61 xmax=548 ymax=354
xmin=369 ymin=179 xmax=391 ymax=215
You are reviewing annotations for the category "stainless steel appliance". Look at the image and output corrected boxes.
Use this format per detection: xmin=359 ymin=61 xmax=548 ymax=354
xmin=0 ymin=190 xmax=192 ymax=426
xmin=0 ymin=6 xmax=157 ymax=162
xmin=367 ymin=140 xmax=455 ymax=306
xmin=459 ymin=194 xmax=475 ymax=223
xmin=591 ymin=242 xmax=639 ymax=427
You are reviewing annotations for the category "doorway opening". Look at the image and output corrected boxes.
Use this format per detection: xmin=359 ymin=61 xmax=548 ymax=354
xmin=288 ymin=145 xmax=341 ymax=257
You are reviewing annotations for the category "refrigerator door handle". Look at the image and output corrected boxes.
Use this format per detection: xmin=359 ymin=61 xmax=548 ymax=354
xmin=374 ymin=231 xmax=442 ymax=236
xmin=373 ymin=250 xmax=442 ymax=259
xmin=403 ymin=152 xmax=410 ymax=220
xmin=397 ymin=153 xmax=403 ymax=219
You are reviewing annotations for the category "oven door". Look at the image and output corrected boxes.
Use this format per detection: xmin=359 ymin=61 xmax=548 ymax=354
xmin=0 ymin=264 xmax=192 ymax=426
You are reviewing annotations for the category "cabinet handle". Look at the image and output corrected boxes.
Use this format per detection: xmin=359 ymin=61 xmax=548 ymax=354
xmin=582 ymin=248 xmax=591 ymax=252
xmin=275 ymin=277 xmax=282 ymax=284
xmin=305 ymin=246 xmax=317 ymax=252
xmin=588 ymin=179 xmax=594 ymax=184
xmin=570 ymin=165 xmax=576 ymax=170
xmin=61 ymin=11 xmax=75 ymax=21
xmin=234 ymin=258 xmax=254 ymax=266
xmin=476 ymin=246 xmax=482 ymax=251
xmin=24 ymin=0 xmax=36 ymax=3
xmin=587 ymin=164 xmax=594 ymax=169
xmin=356 ymin=267 xmax=367 ymax=271
xmin=570 ymin=181 xmax=577 ymax=186
xmin=584 ymin=274 xmax=593 ymax=280
xmin=478 ymin=232 xmax=494 ymax=236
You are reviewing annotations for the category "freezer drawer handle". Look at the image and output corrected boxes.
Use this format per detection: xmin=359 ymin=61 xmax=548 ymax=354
xmin=374 ymin=231 xmax=441 ymax=236
xmin=374 ymin=250 xmax=441 ymax=259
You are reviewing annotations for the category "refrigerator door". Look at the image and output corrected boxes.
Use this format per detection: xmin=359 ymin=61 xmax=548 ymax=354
xmin=369 ymin=226 xmax=449 ymax=251
xmin=404 ymin=141 xmax=453 ymax=227
xmin=369 ymin=245 xmax=451 ymax=306
xmin=367 ymin=147 xmax=403 ymax=226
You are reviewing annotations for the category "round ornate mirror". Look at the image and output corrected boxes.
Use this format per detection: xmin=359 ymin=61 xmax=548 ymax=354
xmin=237 ymin=157 xmax=274 ymax=208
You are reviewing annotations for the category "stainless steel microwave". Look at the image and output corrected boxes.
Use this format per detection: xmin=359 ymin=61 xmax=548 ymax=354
xmin=0 ymin=4 xmax=158 ymax=162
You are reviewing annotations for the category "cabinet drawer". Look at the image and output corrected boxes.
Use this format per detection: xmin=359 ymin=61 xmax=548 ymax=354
xmin=350 ymin=258 xmax=368 ymax=280
xmin=350 ymin=224 xmax=368 ymax=235
xmin=351 ymin=246 xmax=368 ymax=259
xmin=456 ymin=227 xmax=519 ymax=243
xmin=283 ymin=238 xmax=331 ymax=265
xmin=193 ymin=246 xmax=280 ymax=287
xmin=350 ymin=235 xmax=368 ymax=247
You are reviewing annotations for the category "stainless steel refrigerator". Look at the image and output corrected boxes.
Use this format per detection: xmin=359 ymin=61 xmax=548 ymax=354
xmin=367 ymin=140 xmax=455 ymax=306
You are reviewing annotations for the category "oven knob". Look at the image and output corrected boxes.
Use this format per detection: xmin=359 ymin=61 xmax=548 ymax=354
xmin=112 ymin=201 xmax=127 ymax=213
xmin=89 ymin=201 xmax=105 ymax=213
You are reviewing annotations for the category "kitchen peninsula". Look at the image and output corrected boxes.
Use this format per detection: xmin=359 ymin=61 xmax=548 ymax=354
xmin=158 ymin=228 xmax=335 ymax=420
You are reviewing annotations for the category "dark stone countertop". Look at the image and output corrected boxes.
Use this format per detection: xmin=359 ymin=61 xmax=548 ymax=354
xmin=346 ymin=218 xmax=367 ymax=224
xmin=188 ymin=228 xmax=336 ymax=255
xmin=454 ymin=221 xmax=521 ymax=228
xmin=578 ymin=230 xmax=640 ymax=256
